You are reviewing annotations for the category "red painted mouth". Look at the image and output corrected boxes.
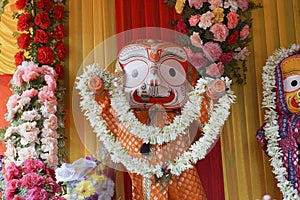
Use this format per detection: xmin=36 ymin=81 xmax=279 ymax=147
xmin=290 ymin=97 xmax=299 ymax=108
xmin=132 ymin=90 xmax=175 ymax=104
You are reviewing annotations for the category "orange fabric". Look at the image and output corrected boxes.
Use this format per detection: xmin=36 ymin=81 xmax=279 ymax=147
xmin=0 ymin=74 xmax=12 ymax=154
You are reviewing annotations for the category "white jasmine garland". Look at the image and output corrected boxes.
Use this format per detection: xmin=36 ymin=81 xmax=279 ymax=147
xmin=76 ymin=64 xmax=235 ymax=177
xmin=261 ymin=44 xmax=300 ymax=199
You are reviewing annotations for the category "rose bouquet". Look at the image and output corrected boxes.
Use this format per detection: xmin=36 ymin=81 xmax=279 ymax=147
xmin=2 ymin=158 xmax=65 ymax=200
xmin=14 ymin=0 xmax=67 ymax=79
xmin=165 ymin=0 xmax=261 ymax=83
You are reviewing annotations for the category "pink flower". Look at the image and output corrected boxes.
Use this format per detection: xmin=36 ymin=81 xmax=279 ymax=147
xmin=41 ymin=65 xmax=56 ymax=76
xmin=237 ymin=0 xmax=248 ymax=11
xmin=188 ymin=14 xmax=201 ymax=26
xmin=6 ymin=94 xmax=19 ymax=110
xmin=21 ymin=89 xmax=38 ymax=98
xmin=4 ymin=162 xmax=22 ymax=181
xmin=203 ymin=42 xmax=223 ymax=61
xmin=188 ymin=0 xmax=206 ymax=9
xmin=184 ymin=47 xmax=208 ymax=70
xmin=190 ymin=32 xmax=202 ymax=48
xmin=210 ymin=23 xmax=229 ymax=42
xmin=208 ymin=0 xmax=222 ymax=10
xmin=198 ymin=11 xmax=214 ymax=29
xmin=38 ymin=86 xmax=57 ymax=106
xmin=6 ymin=179 xmax=20 ymax=191
xmin=22 ymin=64 xmax=41 ymax=83
xmin=24 ymin=159 xmax=45 ymax=174
xmin=13 ymin=68 xmax=24 ymax=87
xmin=226 ymin=11 xmax=239 ymax=29
xmin=26 ymin=187 xmax=48 ymax=200
xmin=21 ymin=173 xmax=45 ymax=188
xmin=43 ymin=114 xmax=58 ymax=130
xmin=206 ymin=62 xmax=224 ymax=78
xmin=240 ymin=24 xmax=250 ymax=40
xmin=44 ymin=74 xmax=57 ymax=91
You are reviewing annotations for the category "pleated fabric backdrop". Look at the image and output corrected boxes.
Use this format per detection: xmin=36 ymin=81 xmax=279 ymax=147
xmin=1 ymin=0 xmax=300 ymax=199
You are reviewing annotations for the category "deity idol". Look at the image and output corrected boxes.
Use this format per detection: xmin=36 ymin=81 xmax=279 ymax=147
xmin=257 ymin=51 xmax=300 ymax=193
xmin=87 ymin=40 xmax=225 ymax=200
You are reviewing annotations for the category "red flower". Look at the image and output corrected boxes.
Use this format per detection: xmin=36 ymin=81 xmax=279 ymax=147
xmin=34 ymin=11 xmax=51 ymax=29
xmin=17 ymin=13 xmax=33 ymax=31
xmin=20 ymin=173 xmax=45 ymax=188
xmin=23 ymin=158 xmax=45 ymax=174
xmin=54 ymin=64 xmax=64 ymax=80
xmin=34 ymin=29 xmax=51 ymax=43
xmin=227 ymin=31 xmax=239 ymax=45
xmin=175 ymin=18 xmax=188 ymax=34
xmin=37 ymin=0 xmax=52 ymax=10
xmin=26 ymin=187 xmax=48 ymax=200
xmin=16 ymin=0 xmax=28 ymax=10
xmin=219 ymin=52 xmax=234 ymax=63
xmin=55 ymin=41 xmax=67 ymax=60
xmin=37 ymin=46 xmax=55 ymax=64
xmin=4 ymin=162 xmax=22 ymax=182
xmin=17 ymin=33 xmax=31 ymax=49
xmin=14 ymin=51 xmax=25 ymax=66
xmin=52 ymin=5 xmax=65 ymax=21
xmin=53 ymin=24 xmax=66 ymax=40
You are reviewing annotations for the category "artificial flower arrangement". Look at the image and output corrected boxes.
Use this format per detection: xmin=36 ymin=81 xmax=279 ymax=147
xmin=14 ymin=0 xmax=67 ymax=79
xmin=2 ymin=158 xmax=65 ymax=200
xmin=164 ymin=0 xmax=261 ymax=84
xmin=55 ymin=157 xmax=115 ymax=200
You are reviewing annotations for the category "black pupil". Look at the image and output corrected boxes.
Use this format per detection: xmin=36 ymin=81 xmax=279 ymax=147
xmin=169 ymin=68 xmax=176 ymax=77
xmin=291 ymin=80 xmax=298 ymax=87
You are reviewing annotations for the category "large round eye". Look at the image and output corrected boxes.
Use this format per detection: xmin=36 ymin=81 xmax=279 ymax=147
xmin=123 ymin=60 xmax=149 ymax=88
xmin=159 ymin=59 xmax=186 ymax=86
xmin=283 ymin=75 xmax=300 ymax=92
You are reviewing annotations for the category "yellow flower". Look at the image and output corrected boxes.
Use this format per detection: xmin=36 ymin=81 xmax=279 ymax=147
xmin=213 ymin=7 xmax=224 ymax=23
xmin=89 ymin=174 xmax=107 ymax=183
xmin=74 ymin=180 xmax=96 ymax=198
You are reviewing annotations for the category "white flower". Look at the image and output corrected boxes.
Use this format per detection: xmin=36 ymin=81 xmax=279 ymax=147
xmin=234 ymin=47 xmax=251 ymax=60
xmin=21 ymin=109 xmax=41 ymax=121
xmin=190 ymin=32 xmax=203 ymax=48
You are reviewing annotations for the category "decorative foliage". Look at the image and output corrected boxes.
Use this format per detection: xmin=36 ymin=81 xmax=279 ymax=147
xmin=165 ymin=0 xmax=261 ymax=84
xmin=2 ymin=158 xmax=65 ymax=200
xmin=76 ymin=64 xmax=235 ymax=178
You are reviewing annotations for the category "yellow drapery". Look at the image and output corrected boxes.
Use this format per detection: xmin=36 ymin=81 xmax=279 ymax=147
xmin=0 ymin=1 xmax=18 ymax=75
xmin=221 ymin=0 xmax=300 ymax=199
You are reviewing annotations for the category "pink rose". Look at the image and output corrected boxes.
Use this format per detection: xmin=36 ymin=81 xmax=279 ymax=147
xmin=240 ymin=24 xmax=249 ymax=40
xmin=210 ymin=23 xmax=229 ymax=42
xmin=203 ymin=42 xmax=222 ymax=61
xmin=198 ymin=11 xmax=214 ymax=29
xmin=38 ymin=86 xmax=57 ymax=106
xmin=226 ymin=12 xmax=239 ymax=29
xmin=6 ymin=94 xmax=19 ymax=110
xmin=24 ymin=159 xmax=45 ymax=174
xmin=13 ymin=68 xmax=25 ymax=86
xmin=22 ymin=65 xmax=40 ymax=83
xmin=206 ymin=62 xmax=224 ymax=78
xmin=44 ymin=74 xmax=57 ymax=91
xmin=237 ymin=0 xmax=248 ymax=11
xmin=190 ymin=32 xmax=202 ymax=48
xmin=185 ymin=47 xmax=208 ymax=69
xmin=26 ymin=187 xmax=48 ymax=200
xmin=4 ymin=162 xmax=22 ymax=181
xmin=6 ymin=179 xmax=20 ymax=191
xmin=21 ymin=89 xmax=38 ymax=98
xmin=20 ymin=173 xmax=45 ymax=188
xmin=188 ymin=14 xmax=201 ymax=26
xmin=208 ymin=0 xmax=222 ymax=10
xmin=188 ymin=0 xmax=206 ymax=9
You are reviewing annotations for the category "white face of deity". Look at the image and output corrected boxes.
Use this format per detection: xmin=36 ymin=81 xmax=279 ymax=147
xmin=282 ymin=54 xmax=300 ymax=113
xmin=118 ymin=41 xmax=190 ymax=109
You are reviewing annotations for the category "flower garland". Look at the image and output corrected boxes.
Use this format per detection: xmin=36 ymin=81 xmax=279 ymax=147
xmin=76 ymin=64 xmax=235 ymax=178
xmin=261 ymin=44 xmax=300 ymax=199
xmin=2 ymin=61 xmax=65 ymax=168
xmin=164 ymin=0 xmax=261 ymax=84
